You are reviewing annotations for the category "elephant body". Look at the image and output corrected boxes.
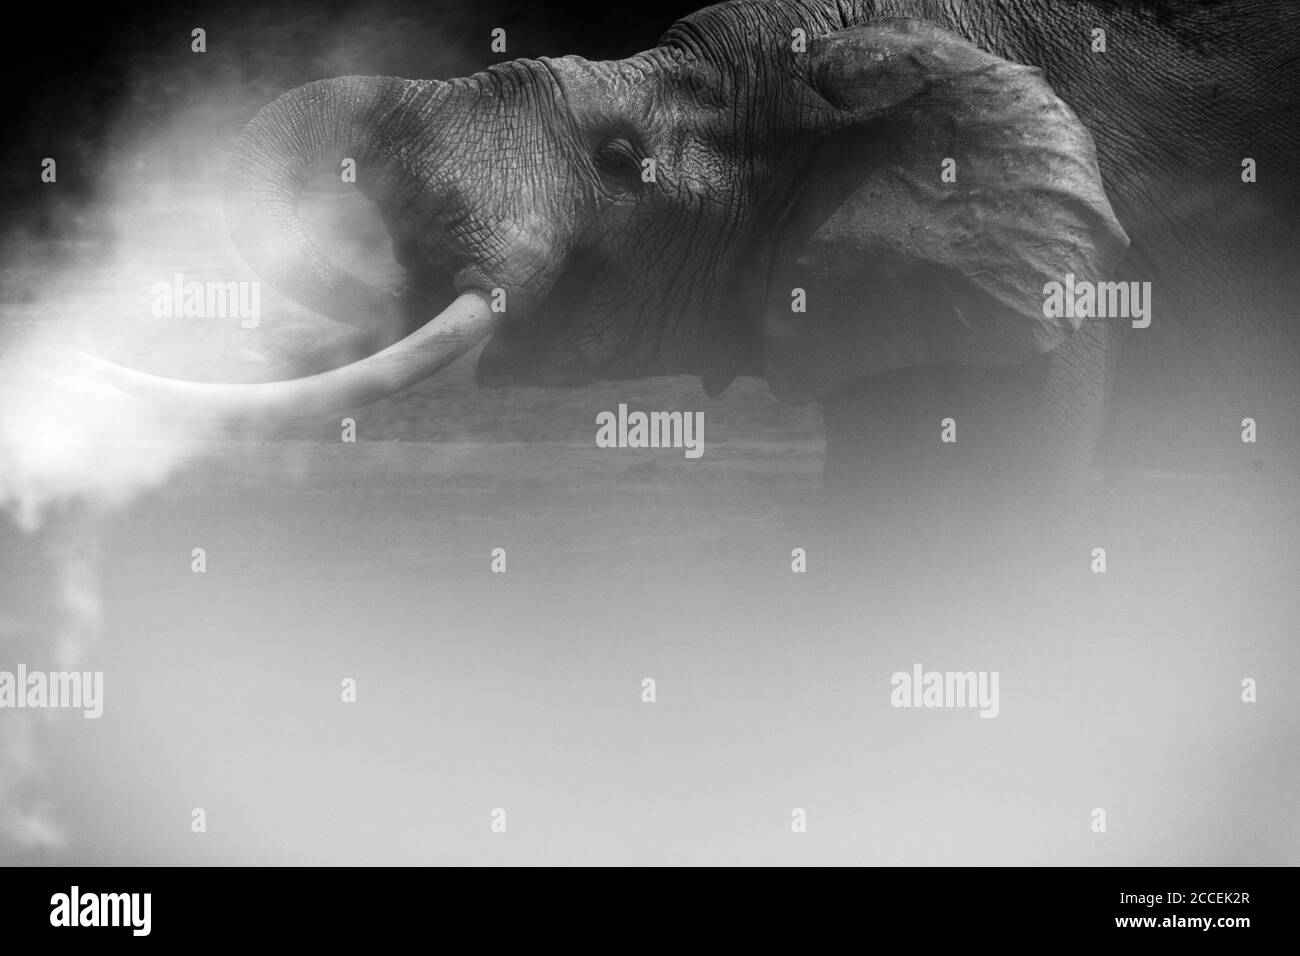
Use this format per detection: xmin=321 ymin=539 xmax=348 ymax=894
xmin=818 ymin=0 xmax=1299 ymax=515
xmin=821 ymin=1 xmax=1299 ymax=551
xmin=96 ymin=0 xmax=1300 ymax=551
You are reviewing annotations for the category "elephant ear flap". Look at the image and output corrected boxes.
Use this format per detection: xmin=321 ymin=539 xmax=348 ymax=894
xmin=763 ymin=19 xmax=1129 ymax=403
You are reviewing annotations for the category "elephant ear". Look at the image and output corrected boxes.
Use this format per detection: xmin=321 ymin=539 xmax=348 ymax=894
xmin=762 ymin=18 xmax=1129 ymax=402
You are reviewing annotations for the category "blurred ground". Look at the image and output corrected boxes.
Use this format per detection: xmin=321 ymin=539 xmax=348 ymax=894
xmin=0 ymin=431 xmax=1295 ymax=865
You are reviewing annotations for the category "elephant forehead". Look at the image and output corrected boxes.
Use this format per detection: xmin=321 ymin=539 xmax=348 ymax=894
xmin=541 ymin=54 xmax=657 ymax=103
xmin=542 ymin=52 xmax=727 ymax=119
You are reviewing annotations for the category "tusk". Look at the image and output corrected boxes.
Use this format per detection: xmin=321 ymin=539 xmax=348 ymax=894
xmin=76 ymin=290 xmax=498 ymax=422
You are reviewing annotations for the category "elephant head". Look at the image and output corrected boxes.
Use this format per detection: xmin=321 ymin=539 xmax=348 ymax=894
xmin=85 ymin=1 xmax=1128 ymax=420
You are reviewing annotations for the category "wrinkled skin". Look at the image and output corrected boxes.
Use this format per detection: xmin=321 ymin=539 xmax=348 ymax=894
xmin=219 ymin=0 xmax=1300 ymax=551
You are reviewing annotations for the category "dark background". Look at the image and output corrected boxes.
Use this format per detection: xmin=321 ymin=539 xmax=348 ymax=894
xmin=0 ymin=0 xmax=700 ymax=209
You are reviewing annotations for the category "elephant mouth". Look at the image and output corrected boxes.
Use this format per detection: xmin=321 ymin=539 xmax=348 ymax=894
xmin=476 ymin=247 xmax=608 ymax=387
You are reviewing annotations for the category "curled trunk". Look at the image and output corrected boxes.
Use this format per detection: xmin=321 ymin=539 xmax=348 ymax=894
xmin=75 ymin=75 xmax=503 ymax=421
xmin=224 ymin=75 xmax=426 ymax=340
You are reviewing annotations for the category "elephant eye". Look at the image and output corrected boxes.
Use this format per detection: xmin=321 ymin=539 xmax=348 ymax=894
xmin=593 ymin=137 xmax=642 ymax=187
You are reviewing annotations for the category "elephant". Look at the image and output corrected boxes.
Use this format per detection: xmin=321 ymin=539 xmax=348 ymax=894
xmin=85 ymin=0 xmax=1300 ymax=555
